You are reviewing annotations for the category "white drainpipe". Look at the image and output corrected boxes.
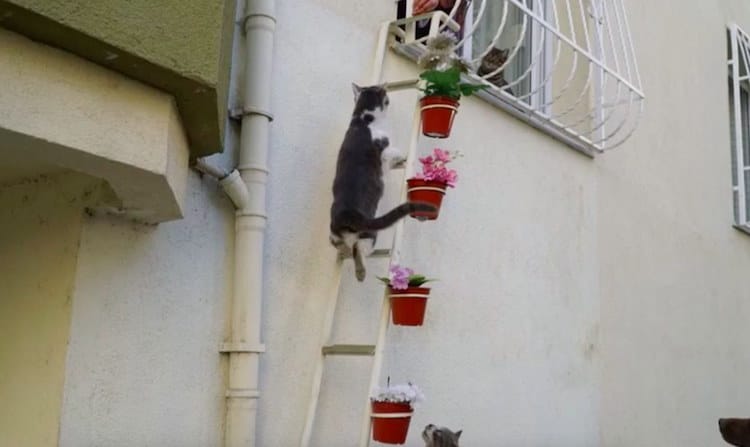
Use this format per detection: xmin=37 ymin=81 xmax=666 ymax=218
xmin=217 ymin=1 xmax=276 ymax=446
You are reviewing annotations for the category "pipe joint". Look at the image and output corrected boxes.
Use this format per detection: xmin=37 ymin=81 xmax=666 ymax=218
xmin=220 ymin=170 xmax=252 ymax=210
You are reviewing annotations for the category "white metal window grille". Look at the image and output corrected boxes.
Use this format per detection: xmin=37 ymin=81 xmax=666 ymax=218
xmin=728 ymin=24 xmax=750 ymax=230
xmin=392 ymin=0 xmax=645 ymax=155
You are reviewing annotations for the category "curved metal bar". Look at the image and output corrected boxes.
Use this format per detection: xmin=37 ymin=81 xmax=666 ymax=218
xmin=498 ymin=0 xmax=551 ymax=96
xmin=513 ymin=0 xmax=565 ymax=105
xmin=617 ymin=0 xmax=643 ymax=93
xmin=546 ymin=0 xmax=595 ymax=121
xmin=456 ymin=0 xmax=488 ymax=51
xmin=386 ymin=0 xmax=645 ymax=153
xmin=477 ymin=1 xmax=529 ymax=80
xmin=595 ymin=97 xmax=640 ymax=148
xmin=471 ymin=0 xmax=510 ymax=63
xmin=596 ymin=96 xmax=644 ymax=150
xmin=609 ymin=0 xmax=633 ymax=89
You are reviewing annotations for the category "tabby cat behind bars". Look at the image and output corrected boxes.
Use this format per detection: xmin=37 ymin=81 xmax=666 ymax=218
xmin=330 ymin=84 xmax=435 ymax=282
xmin=478 ymin=47 xmax=512 ymax=93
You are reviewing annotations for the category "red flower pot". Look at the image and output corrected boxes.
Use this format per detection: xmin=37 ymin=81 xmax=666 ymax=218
xmin=371 ymin=401 xmax=414 ymax=444
xmin=388 ymin=286 xmax=430 ymax=326
xmin=407 ymin=179 xmax=447 ymax=220
xmin=420 ymin=96 xmax=460 ymax=138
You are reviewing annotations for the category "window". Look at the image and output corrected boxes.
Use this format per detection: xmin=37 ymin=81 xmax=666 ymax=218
xmin=728 ymin=24 xmax=750 ymax=230
xmin=465 ymin=0 xmax=552 ymax=108
xmin=391 ymin=0 xmax=645 ymax=155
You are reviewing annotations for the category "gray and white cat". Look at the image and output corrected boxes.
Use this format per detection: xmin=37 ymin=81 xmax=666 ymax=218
xmin=423 ymin=424 xmax=462 ymax=447
xmin=329 ymin=84 xmax=435 ymax=282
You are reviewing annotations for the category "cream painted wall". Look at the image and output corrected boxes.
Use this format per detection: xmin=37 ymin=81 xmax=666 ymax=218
xmin=57 ymin=170 xmax=234 ymax=447
xmin=0 ymin=173 xmax=101 ymax=447
xmin=8 ymin=1 xmax=750 ymax=446
xmin=598 ymin=1 xmax=750 ymax=446
xmin=258 ymin=1 xmax=598 ymax=446
xmin=0 ymin=29 xmax=190 ymax=223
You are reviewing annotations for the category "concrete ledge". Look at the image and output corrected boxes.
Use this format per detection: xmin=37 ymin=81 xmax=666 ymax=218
xmin=0 ymin=0 xmax=234 ymax=157
xmin=0 ymin=29 xmax=189 ymax=223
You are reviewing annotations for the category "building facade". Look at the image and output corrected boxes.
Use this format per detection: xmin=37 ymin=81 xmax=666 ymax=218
xmin=2 ymin=0 xmax=750 ymax=446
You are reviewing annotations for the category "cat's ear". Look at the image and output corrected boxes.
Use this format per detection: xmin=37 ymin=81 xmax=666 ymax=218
xmin=455 ymin=430 xmax=462 ymax=439
xmin=352 ymin=83 xmax=363 ymax=100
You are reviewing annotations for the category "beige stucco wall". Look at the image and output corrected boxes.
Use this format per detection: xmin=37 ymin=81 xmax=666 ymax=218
xmin=598 ymin=1 xmax=750 ymax=445
xmin=0 ymin=29 xmax=190 ymax=223
xmin=57 ymin=170 xmax=234 ymax=447
xmin=259 ymin=1 xmax=599 ymax=445
xmin=0 ymin=173 xmax=103 ymax=447
xmin=0 ymin=0 xmax=236 ymax=156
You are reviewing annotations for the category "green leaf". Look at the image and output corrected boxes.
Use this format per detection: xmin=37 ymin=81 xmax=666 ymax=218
xmin=376 ymin=277 xmax=391 ymax=285
xmin=420 ymin=67 xmax=486 ymax=99
xmin=407 ymin=275 xmax=437 ymax=287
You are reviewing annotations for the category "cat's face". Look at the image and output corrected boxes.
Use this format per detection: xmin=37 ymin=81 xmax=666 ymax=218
xmin=352 ymin=83 xmax=390 ymax=112
xmin=422 ymin=424 xmax=462 ymax=447
xmin=480 ymin=47 xmax=509 ymax=70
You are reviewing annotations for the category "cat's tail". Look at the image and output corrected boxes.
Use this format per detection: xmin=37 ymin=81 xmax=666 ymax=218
xmin=361 ymin=202 xmax=437 ymax=230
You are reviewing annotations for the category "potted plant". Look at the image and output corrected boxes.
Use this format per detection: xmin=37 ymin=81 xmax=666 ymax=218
xmin=418 ymin=33 xmax=486 ymax=138
xmin=407 ymin=148 xmax=461 ymax=220
xmin=378 ymin=265 xmax=434 ymax=326
xmin=370 ymin=379 xmax=425 ymax=444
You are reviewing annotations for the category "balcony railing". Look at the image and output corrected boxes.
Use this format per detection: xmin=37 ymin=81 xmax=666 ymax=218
xmin=390 ymin=0 xmax=645 ymax=155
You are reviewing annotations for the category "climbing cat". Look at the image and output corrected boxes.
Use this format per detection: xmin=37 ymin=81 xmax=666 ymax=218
xmin=423 ymin=424 xmax=462 ymax=447
xmin=330 ymin=84 xmax=435 ymax=282
xmin=478 ymin=47 xmax=512 ymax=94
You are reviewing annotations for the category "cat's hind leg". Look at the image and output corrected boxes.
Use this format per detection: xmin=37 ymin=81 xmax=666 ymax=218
xmin=353 ymin=237 xmax=374 ymax=282
xmin=330 ymin=232 xmax=353 ymax=260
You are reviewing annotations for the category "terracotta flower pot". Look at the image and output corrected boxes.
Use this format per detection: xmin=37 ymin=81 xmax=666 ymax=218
xmin=420 ymin=96 xmax=460 ymax=138
xmin=407 ymin=179 xmax=447 ymax=220
xmin=371 ymin=401 xmax=414 ymax=444
xmin=388 ymin=286 xmax=430 ymax=326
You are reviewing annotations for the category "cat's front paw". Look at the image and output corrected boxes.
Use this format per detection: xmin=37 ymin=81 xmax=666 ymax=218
xmin=390 ymin=156 xmax=407 ymax=169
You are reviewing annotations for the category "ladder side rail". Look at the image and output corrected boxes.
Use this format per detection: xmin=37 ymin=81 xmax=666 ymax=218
xmin=357 ymin=101 xmax=423 ymax=447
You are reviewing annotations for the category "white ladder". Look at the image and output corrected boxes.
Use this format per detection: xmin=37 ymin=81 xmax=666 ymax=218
xmin=299 ymin=12 xmax=455 ymax=446
xmin=299 ymin=107 xmax=421 ymax=447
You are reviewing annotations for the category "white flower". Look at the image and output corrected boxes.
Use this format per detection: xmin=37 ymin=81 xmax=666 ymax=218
xmin=371 ymin=383 xmax=425 ymax=406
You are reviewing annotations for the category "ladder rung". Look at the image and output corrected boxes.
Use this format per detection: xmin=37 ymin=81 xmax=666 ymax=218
xmin=338 ymin=248 xmax=391 ymax=260
xmin=370 ymin=248 xmax=391 ymax=258
xmin=322 ymin=344 xmax=376 ymax=356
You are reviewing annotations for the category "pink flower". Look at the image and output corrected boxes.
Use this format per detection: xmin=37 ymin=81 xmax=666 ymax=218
xmin=433 ymin=148 xmax=452 ymax=163
xmin=389 ymin=265 xmax=413 ymax=290
xmin=416 ymin=149 xmax=460 ymax=188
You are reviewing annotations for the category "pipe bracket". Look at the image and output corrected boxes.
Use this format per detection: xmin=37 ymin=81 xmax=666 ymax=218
xmin=220 ymin=342 xmax=267 ymax=354
xmin=229 ymin=106 xmax=274 ymax=122
xmin=225 ymin=388 xmax=261 ymax=399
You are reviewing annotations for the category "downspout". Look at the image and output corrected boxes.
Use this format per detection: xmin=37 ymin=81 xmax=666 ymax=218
xmin=215 ymin=1 xmax=276 ymax=446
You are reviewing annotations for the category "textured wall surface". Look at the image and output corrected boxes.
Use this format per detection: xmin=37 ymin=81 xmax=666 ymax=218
xmin=257 ymin=1 xmax=599 ymax=446
xmin=0 ymin=173 xmax=100 ymax=446
xmin=57 ymin=171 xmax=235 ymax=447
xmin=0 ymin=29 xmax=190 ymax=222
xmin=0 ymin=0 xmax=236 ymax=156
xmin=597 ymin=1 xmax=750 ymax=446
xmin=5 ymin=0 xmax=230 ymax=83
xmin=7 ymin=0 xmax=750 ymax=446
